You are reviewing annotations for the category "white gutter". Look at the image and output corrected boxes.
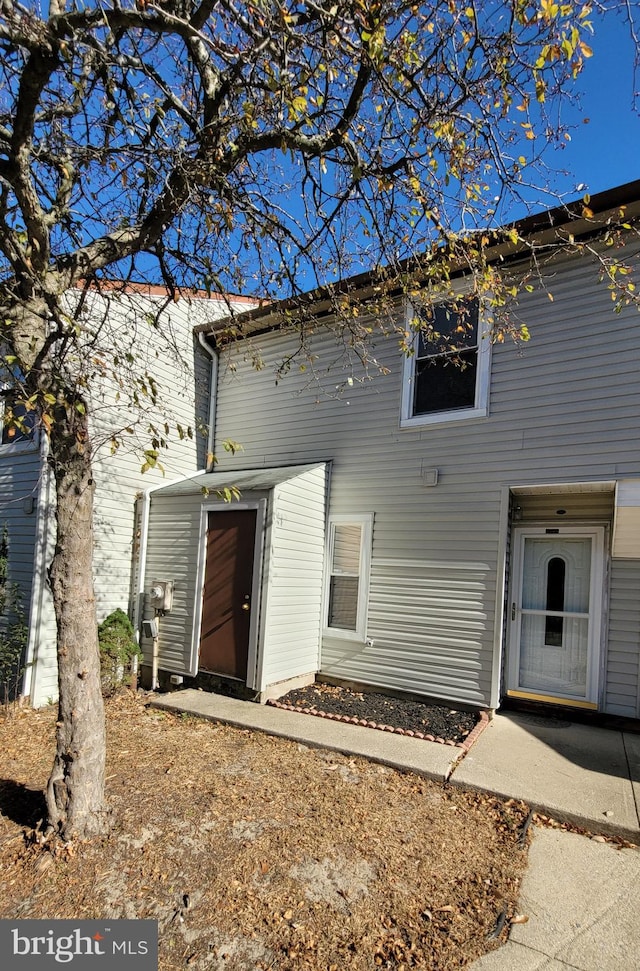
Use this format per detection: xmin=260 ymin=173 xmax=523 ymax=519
xmin=133 ymin=481 xmax=158 ymax=638
xmin=197 ymin=331 xmax=219 ymax=472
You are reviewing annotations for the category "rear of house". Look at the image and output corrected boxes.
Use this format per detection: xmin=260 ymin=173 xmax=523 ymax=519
xmin=141 ymin=194 xmax=640 ymax=720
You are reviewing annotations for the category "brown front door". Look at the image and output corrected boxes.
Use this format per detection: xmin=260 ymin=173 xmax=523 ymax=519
xmin=199 ymin=509 xmax=257 ymax=680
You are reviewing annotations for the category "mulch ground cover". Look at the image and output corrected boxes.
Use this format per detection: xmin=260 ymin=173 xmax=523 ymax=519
xmin=271 ymin=682 xmax=480 ymax=745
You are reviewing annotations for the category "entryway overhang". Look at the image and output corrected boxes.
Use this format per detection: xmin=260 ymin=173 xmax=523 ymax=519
xmin=140 ymin=463 xmax=329 ymax=695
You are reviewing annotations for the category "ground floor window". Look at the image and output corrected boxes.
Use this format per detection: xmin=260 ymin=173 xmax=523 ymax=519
xmin=325 ymin=514 xmax=373 ymax=640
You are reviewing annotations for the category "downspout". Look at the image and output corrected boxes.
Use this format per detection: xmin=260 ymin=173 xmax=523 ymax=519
xmin=197 ymin=331 xmax=219 ymax=472
xmin=133 ymin=485 xmax=152 ymax=648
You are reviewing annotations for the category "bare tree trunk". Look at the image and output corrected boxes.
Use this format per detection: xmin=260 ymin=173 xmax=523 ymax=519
xmin=45 ymin=403 xmax=108 ymax=840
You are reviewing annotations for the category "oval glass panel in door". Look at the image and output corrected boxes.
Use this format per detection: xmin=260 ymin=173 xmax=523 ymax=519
xmin=544 ymin=556 xmax=566 ymax=647
xmin=519 ymin=537 xmax=592 ymax=697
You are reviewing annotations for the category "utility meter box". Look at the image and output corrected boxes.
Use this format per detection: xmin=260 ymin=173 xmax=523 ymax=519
xmin=149 ymin=579 xmax=174 ymax=612
xmin=142 ymin=618 xmax=159 ymax=639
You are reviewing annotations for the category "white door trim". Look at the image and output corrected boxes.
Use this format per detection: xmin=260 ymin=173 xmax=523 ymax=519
xmin=507 ymin=526 xmax=605 ymax=707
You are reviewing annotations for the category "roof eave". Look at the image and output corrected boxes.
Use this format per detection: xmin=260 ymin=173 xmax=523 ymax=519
xmin=195 ymin=179 xmax=640 ymax=342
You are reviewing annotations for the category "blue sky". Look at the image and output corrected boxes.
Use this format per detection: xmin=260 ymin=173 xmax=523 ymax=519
xmin=542 ymin=9 xmax=639 ymax=200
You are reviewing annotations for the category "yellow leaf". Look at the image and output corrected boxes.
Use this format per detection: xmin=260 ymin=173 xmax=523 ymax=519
xmin=540 ymin=0 xmax=559 ymax=17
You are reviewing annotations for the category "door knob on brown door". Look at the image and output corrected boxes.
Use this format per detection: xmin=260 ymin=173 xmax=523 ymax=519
xmin=242 ymin=596 xmax=250 ymax=612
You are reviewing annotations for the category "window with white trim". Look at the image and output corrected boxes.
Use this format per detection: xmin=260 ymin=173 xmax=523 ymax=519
xmin=400 ymin=297 xmax=491 ymax=427
xmin=325 ymin=514 xmax=372 ymax=640
xmin=1 ymin=390 xmax=37 ymax=447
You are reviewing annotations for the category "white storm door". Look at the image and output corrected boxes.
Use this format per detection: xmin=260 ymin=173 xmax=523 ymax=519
xmin=508 ymin=528 xmax=604 ymax=705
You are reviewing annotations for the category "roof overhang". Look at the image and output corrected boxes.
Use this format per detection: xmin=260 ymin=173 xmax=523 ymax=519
xmin=194 ymin=179 xmax=640 ymax=343
xmin=150 ymin=463 xmax=328 ymax=499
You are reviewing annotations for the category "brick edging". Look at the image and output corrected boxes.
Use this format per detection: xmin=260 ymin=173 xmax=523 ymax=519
xmin=267 ymin=700 xmax=491 ymax=751
xmin=458 ymin=709 xmax=490 ymax=752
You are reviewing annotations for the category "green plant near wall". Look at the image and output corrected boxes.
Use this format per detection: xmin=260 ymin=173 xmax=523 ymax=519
xmin=97 ymin=608 xmax=142 ymax=696
xmin=0 ymin=526 xmax=29 ymax=710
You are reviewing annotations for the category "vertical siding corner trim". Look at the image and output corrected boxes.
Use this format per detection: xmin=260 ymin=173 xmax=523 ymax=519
xmin=22 ymin=437 xmax=52 ymax=705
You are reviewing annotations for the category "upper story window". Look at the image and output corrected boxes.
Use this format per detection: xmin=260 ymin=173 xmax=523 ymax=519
xmin=400 ymin=297 xmax=491 ymax=428
xmin=1 ymin=392 xmax=37 ymax=448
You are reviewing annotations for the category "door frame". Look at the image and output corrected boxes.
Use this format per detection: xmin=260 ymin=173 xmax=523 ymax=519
xmin=189 ymin=500 xmax=266 ymax=688
xmin=506 ymin=525 xmax=606 ymax=708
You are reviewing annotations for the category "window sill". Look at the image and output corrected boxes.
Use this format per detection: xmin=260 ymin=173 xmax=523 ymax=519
xmin=323 ymin=628 xmax=366 ymax=642
xmin=0 ymin=438 xmax=39 ymax=457
xmin=399 ymin=406 xmax=488 ymax=429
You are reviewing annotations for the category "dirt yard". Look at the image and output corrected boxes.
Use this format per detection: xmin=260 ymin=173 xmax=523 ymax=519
xmin=0 ymin=692 xmax=530 ymax=970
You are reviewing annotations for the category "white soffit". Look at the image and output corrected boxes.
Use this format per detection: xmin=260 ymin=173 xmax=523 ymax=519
xmin=511 ymin=481 xmax=616 ymax=496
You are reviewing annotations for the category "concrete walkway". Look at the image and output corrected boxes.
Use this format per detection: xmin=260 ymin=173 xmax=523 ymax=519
xmin=453 ymin=711 xmax=640 ymax=842
xmin=151 ymin=689 xmax=640 ymax=971
xmin=472 ymin=826 xmax=640 ymax=971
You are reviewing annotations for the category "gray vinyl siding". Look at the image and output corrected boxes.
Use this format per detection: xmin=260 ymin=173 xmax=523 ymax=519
xmin=259 ymin=465 xmax=326 ymax=688
xmin=142 ymin=492 xmax=204 ymax=675
xmin=606 ymin=559 xmax=640 ymax=717
xmin=0 ymin=440 xmax=59 ymax=707
xmin=214 ymin=323 xmax=503 ymax=707
xmin=92 ymin=444 xmax=202 ymax=625
xmin=323 ymin=558 xmax=493 ymax=704
xmin=0 ymin=443 xmax=41 ymax=615
xmin=212 ymin=245 xmax=640 ymax=712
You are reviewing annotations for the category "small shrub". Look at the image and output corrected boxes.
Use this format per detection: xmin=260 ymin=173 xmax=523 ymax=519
xmin=98 ymin=608 xmax=142 ymax=695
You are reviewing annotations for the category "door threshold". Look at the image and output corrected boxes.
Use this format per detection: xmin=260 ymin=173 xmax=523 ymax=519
xmin=506 ymin=689 xmax=597 ymax=710
xmin=192 ymin=671 xmax=255 ymax=700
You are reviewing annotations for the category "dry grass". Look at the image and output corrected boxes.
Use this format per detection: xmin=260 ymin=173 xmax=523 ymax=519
xmin=0 ymin=692 xmax=530 ymax=970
